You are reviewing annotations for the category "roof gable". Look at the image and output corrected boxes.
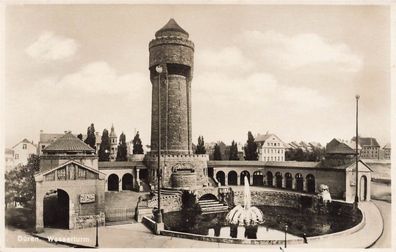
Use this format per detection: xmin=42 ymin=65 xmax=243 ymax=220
xmin=345 ymin=160 xmax=373 ymax=172
xmin=255 ymin=133 xmax=286 ymax=147
xmin=12 ymin=139 xmax=37 ymax=149
xmin=36 ymin=160 xmax=105 ymax=181
xmin=326 ymin=138 xmax=356 ymax=155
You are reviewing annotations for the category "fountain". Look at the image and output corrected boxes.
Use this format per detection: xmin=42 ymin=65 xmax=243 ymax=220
xmin=225 ymin=176 xmax=264 ymax=238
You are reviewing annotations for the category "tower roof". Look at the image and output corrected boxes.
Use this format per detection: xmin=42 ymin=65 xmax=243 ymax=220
xmin=110 ymin=124 xmax=117 ymax=138
xmin=155 ymin=18 xmax=189 ymax=38
xmin=43 ymin=132 xmax=95 ymax=153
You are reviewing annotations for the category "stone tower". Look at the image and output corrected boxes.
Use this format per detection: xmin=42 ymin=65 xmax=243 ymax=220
xmin=145 ymin=19 xmax=208 ymax=190
xmin=109 ymin=124 xmax=118 ymax=161
xmin=149 ymin=18 xmax=193 ymax=155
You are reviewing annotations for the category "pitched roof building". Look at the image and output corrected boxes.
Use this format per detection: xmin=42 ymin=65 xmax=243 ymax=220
xmin=351 ymin=136 xmax=381 ymax=160
xmin=12 ymin=138 xmax=37 ymax=167
xmin=255 ymin=133 xmax=287 ymax=162
xmin=383 ymin=143 xmax=391 ymax=160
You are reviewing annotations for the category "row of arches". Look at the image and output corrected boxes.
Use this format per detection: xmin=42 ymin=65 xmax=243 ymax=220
xmin=107 ymin=170 xmax=149 ymax=191
xmin=215 ymin=170 xmax=316 ymax=193
xmin=107 ymin=173 xmax=134 ymax=191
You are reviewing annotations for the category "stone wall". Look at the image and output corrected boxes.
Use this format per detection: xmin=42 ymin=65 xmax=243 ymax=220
xmin=144 ymin=154 xmax=209 ymax=189
xmin=233 ymin=190 xmax=303 ymax=208
xmin=75 ymin=212 xmax=105 ymax=229
xmin=172 ymin=172 xmax=197 ymax=188
xmin=35 ymin=176 xmax=106 ymax=232
xmin=147 ymin=194 xmax=182 ymax=213
xmin=149 ymin=33 xmax=194 ymax=155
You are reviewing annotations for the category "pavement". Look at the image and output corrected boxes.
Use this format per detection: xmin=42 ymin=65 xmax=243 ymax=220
xmin=371 ymin=200 xmax=391 ymax=248
xmin=5 ymin=226 xmax=68 ymax=248
xmin=26 ymin=200 xmax=385 ymax=248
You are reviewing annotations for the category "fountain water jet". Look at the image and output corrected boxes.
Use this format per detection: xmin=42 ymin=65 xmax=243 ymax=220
xmin=225 ymin=176 xmax=264 ymax=238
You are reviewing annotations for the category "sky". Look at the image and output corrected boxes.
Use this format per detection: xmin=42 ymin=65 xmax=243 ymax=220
xmin=4 ymin=4 xmax=391 ymax=148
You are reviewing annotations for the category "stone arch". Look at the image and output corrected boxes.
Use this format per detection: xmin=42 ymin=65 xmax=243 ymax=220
xmin=108 ymin=174 xmax=119 ymax=191
xmin=275 ymin=172 xmax=283 ymax=188
xmin=306 ymin=174 xmax=315 ymax=193
xmin=240 ymin=170 xmax=250 ymax=185
xmin=199 ymin=193 xmax=218 ymax=201
xmin=122 ymin=173 xmax=134 ymax=191
xmin=216 ymin=171 xmax=225 ymax=186
xmin=253 ymin=171 xmax=264 ymax=186
xmin=360 ymin=175 xmax=367 ymax=201
xmin=228 ymin=170 xmax=238 ymax=185
xmin=285 ymin=172 xmax=293 ymax=189
xmin=43 ymin=189 xmax=70 ymax=229
xmin=266 ymin=171 xmax=273 ymax=187
xmin=295 ymin=173 xmax=304 ymax=191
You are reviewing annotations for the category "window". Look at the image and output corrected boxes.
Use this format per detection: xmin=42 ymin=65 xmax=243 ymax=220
xmin=15 ymin=154 xmax=19 ymax=159
xmin=42 ymin=145 xmax=46 ymax=150
xmin=23 ymin=144 xmax=27 ymax=149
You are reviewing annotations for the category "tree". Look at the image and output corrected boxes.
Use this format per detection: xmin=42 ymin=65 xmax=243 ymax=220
xmin=5 ymin=155 xmax=40 ymax=208
xmin=213 ymin=144 xmax=222 ymax=160
xmin=116 ymin=132 xmax=128 ymax=161
xmin=195 ymin=136 xmax=206 ymax=154
xmin=98 ymin=129 xmax=110 ymax=161
xmin=77 ymin=133 xmax=83 ymax=141
xmin=294 ymin=148 xmax=306 ymax=161
xmin=84 ymin=123 xmax=96 ymax=150
xmin=229 ymin=140 xmax=239 ymax=160
xmin=244 ymin=131 xmax=258 ymax=160
xmin=132 ymin=131 xmax=144 ymax=154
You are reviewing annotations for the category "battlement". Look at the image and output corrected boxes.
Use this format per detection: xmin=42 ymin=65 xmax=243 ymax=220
xmin=145 ymin=153 xmax=209 ymax=161
xmin=149 ymin=37 xmax=194 ymax=50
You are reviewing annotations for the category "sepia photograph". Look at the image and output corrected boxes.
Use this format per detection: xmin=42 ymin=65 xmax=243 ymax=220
xmin=2 ymin=2 xmax=393 ymax=250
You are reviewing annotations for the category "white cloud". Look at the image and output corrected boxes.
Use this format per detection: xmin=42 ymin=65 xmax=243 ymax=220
xmin=193 ymin=71 xmax=333 ymax=111
xmin=25 ymin=31 xmax=79 ymax=61
xmin=240 ymin=30 xmax=363 ymax=72
xmin=54 ymin=61 xmax=148 ymax=97
xmin=196 ymin=46 xmax=254 ymax=73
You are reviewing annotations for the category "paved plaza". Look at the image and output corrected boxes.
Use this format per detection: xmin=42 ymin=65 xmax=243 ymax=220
xmin=13 ymin=201 xmax=382 ymax=249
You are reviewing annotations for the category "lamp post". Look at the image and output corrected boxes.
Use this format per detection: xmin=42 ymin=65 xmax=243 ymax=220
xmin=355 ymin=95 xmax=360 ymax=205
xmin=95 ymin=219 xmax=99 ymax=248
xmin=284 ymin=224 xmax=288 ymax=248
xmin=156 ymin=64 xmax=163 ymax=224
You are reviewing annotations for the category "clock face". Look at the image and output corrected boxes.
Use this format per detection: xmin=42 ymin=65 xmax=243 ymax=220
xmin=156 ymin=65 xmax=163 ymax=73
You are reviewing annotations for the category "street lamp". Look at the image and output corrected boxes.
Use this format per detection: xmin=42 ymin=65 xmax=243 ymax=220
xmin=156 ymin=64 xmax=163 ymax=224
xmin=355 ymin=95 xmax=360 ymax=205
xmin=284 ymin=224 xmax=288 ymax=248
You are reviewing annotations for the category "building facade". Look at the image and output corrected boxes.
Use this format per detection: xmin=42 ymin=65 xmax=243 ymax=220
xmin=383 ymin=143 xmax=391 ymax=160
xmin=255 ymin=133 xmax=286 ymax=162
xmin=35 ymin=132 xmax=105 ymax=232
xmin=352 ymin=136 xmax=380 ymax=159
xmin=12 ymin=138 xmax=37 ymax=166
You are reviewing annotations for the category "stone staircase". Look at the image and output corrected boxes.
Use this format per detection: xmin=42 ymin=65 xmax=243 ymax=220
xmin=151 ymin=188 xmax=183 ymax=197
xmin=198 ymin=199 xmax=229 ymax=214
